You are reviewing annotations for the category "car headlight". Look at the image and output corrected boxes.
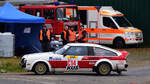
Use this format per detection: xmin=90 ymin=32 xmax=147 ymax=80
xmin=125 ymin=32 xmax=135 ymax=37
xmin=135 ymin=32 xmax=143 ymax=37
xmin=125 ymin=32 xmax=130 ymax=36
xmin=131 ymin=32 xmax=135 ymax=36
xmin=20 ymin=58 xmax=27 ymax=68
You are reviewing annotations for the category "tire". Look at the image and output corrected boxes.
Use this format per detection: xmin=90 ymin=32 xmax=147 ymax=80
xmin=97 ymin=63 xmax=111 ymax=76
xmin=113 ymin=38 xmax=125 ymax=49
xmin=33 ymin=62 xmax=48 ymax=75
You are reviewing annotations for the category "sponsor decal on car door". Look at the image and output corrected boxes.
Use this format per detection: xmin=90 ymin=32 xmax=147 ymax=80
xmin=65 ymin=56 xmax=79 ymax=71
xmin=49 ymin=56 xmax=67 ymax=68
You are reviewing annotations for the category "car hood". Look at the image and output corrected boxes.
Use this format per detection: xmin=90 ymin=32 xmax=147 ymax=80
xmin=23 ymin=52 xmax=55 ymax=60
xmin=120 ymin=27 xmax=142 ymax=33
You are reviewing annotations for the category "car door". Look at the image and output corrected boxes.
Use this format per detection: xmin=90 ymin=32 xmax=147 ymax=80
xmin=63 ymin=46 xmax=90 ymax=72
xmin=48 ymin=47 xmax=67 ymax=71
xmin=80 ymin=47 xmax=98 ymax=69
xmin=80 ymin=47 xmax=118 ymax=69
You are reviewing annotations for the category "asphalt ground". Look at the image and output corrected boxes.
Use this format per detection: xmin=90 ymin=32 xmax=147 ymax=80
xmin=0 ymin=48 xmax=150 ymax=84
xmin=0 ymin=66 xmax=150 ymax=84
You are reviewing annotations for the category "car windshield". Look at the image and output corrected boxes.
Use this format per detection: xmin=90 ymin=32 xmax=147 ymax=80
xmin=55 ymin=47 xmax=66 ymax=55
xmin=56 ymin=7 xmax=78 ymax=21
xmin=113 ymin=16 xmax=132 ymax=28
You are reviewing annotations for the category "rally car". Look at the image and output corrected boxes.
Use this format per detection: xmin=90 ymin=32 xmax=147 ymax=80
xmin=20 ymin=43 xmax=128 ymax=75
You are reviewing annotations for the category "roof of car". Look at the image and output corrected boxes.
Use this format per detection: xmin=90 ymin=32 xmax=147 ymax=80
xmin=66 ymin=43 xmax=121 ymax=55
xmin=66 ymin=43 xmax=100 ymax=47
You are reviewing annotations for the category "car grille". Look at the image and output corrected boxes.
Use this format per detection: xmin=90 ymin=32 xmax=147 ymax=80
xmin=20 ymin=58 xmax=26 ymax=68
xmin=135 ymin=32 xmax=143 ymax=38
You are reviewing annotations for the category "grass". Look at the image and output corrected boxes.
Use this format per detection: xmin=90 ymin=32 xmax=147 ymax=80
xmin=0 ymin=57 xmax=25 ymax=73
xmin=118 ymin=48 xmax=150 ymax=60
xmin=0 ymin=48 xmax=150 ymax=72
xmin=118 ymin=48 xmax=150 ymax=68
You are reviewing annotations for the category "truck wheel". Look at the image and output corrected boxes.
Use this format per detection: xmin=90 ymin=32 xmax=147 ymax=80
xmin=113 ymin=38 xmax=125 ymax=49
xmin=97 ymin=63 xmax=111 ymax=76
xmin=34 ymin=62 xmax=48 ymax=75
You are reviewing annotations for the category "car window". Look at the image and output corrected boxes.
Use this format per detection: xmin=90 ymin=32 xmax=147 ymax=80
xmin=94 ymin=47 xmax=117 ymax=56
xmin=55 ymin=47 xmax=66 ymax=55
xmin=65 ymin=46 xmax=88 ymax=56
xmin=88 ymin=47 xmax=94 ymax=56
xmin=103 ymin=17 xmax=118 ymax=29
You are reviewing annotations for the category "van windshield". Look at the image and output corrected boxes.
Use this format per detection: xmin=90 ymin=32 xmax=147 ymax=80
xmin=56 ymin=7 xmax=78 ymax=21
xmin=113 ymin=16 xmax=132 ymax=28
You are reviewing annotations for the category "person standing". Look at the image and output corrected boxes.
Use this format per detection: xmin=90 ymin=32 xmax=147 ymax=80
xmin=68 ymin=26 xmax=76 ymax=43
xmin=61 ymin=25 xmax=69 ymax=45
xmin=77 ymin=25 xmax=87 ymax=43
xmin=40 ymin=25 xmax=51 ymax=52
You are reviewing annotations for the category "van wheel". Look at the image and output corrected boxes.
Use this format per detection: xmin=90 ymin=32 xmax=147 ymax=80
xmin=34 ymin=62 xmax=48 ymax=75
xmin=97 ymin=63 xmax=111 ymax=76
xmin=113 ymin=38 xmax=125 ymax=49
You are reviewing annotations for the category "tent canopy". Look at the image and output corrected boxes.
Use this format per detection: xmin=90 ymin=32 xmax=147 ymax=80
xmin=0 ymin=2 xmax=45 ymax=23
xmin=0 ymin=2 xmax=45 ymax=55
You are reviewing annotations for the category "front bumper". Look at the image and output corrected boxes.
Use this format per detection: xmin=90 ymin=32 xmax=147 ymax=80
xmin=125 ymin=38 xmax=143 ymax=44
xmin=20 ymin=58 xmax=26 ymax=68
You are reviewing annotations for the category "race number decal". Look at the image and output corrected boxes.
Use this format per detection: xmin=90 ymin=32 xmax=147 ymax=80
xmin=65 ymin=56 xmax=79 ymax=71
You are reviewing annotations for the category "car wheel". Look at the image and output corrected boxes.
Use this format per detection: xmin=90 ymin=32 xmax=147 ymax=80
xmin=34 ymin=62 xmax=48 ymax=75
xmin=97 ymin=63 xmax=111 ymax=76
xmin=113 ymin=38 xmax=125 ymax=49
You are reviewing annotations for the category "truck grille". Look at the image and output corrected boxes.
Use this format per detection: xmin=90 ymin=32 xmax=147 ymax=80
xmin=135 ymin=32 xmax=143 ymax=38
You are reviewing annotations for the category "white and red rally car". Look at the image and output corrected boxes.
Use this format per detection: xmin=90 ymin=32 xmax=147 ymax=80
xmin=20 ymin=43 xmax=128 ymax=75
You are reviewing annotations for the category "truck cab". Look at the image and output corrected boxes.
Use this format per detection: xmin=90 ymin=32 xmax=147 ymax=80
xmin=20 ymin=4 xmax=80 ymax=40
xmin=78 ymin=6 xmax=143 ymax=48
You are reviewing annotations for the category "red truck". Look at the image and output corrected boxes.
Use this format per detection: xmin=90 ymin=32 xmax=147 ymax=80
xmin=20 ymin=4 xmax=80 ymax=40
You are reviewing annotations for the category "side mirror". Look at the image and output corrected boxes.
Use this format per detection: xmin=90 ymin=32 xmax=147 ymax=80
xmin=63 ymin=53 xmax=67 ymax=57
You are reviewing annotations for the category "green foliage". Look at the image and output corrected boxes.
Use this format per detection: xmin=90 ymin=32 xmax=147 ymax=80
xmin=0 ymin=57 xmax=25 ymax=73
xmin=118 ymin=48 xmax=150 ymax=68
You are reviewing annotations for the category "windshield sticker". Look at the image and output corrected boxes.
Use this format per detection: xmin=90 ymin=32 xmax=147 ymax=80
xmin=65 ymin=59 xmax=79 ymax=72
xmin=67 ymin=56 xmax=78 ymax=59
